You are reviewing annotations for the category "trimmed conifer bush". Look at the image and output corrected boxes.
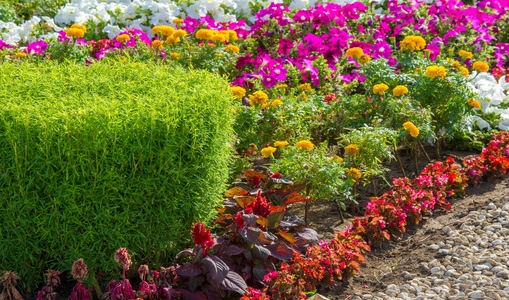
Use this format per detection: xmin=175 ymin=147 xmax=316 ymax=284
xmin=0 ymin=61 xmax=234 ymax=292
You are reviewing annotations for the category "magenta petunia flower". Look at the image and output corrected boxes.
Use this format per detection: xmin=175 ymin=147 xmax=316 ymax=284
xmin=277 ymin=38 xmax=294 ymax=55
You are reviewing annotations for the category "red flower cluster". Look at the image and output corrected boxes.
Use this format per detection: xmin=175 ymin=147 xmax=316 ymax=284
xmin=192 ymin=222 xmax=214 ymax=255
xmin=247 ymin=132 xmax=509 ymax=299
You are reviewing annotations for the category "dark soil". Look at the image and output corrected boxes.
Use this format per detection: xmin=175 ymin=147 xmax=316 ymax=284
xmin=289 ymin=147 xmax=509 ymax=299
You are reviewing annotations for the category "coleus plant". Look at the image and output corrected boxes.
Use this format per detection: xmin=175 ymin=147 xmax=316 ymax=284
xmin=165 ymin=167 xmax=318 ymax=299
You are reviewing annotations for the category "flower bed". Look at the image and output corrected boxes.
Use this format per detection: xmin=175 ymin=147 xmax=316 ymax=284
xmin=1 ymin=0 xmax=509 ymax=298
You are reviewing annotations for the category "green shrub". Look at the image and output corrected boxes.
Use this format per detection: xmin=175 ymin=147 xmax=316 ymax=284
xmin=0 ymin=61 xmax=235 ymax=293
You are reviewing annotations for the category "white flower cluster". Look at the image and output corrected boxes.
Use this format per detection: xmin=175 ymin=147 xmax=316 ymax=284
xmin=466 ymin=71 xmax=509 ymax=130
xmin=0 ymin=16 xmax=63 ymax=45
xmin=52 ymin=0 xmax=278 ymax=32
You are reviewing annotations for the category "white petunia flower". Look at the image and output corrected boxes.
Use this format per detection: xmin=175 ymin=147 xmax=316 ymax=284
xmin=103 ymin=24 xmax=122 ymax=39
xmin=186 ymin=2 xmax=208 ymax=19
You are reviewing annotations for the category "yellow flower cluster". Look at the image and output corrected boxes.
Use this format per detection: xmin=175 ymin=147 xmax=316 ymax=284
xmin=274 ymin=141 xmax=289 ymax=148
xmin=393 ymin=85 xmax=409 ymax=97
xmin=225 ymin=45 xmax=240 ymax=53
xmin=170 ymin=52 xmax=180 ymax=59
xmin=403 ymin=122 xmax=420 ymax=138
xmin=298 ymin=83 xmax=312 ymax=92
xmin=263 ymin=99 xmax=283 ymax=108
xmin=458 ymin=50 xmax=473 ymax=59
xmin=230 ymin=86 xmax=246 ymax=99
xmin=345 ymin=47 xmax=364 ymax=58
xmin=15 ymin=52 xmax=27 ymax=58
xmin=450 ymin=59 xmax=461 ymax=69
xmin=425 ymin=65 xmax=447 ymax=79
xmin=173 ymin=30 xmax=187 ymax=38
xmin=330 ymin=155 xmax=343 ymax=164
xmin=359 ymin=54 xmax=371 ymax=64
xmin=296 ymin=140 xmax=314 ymax=150
xmin=400 ymin=36 xmax=426 ymax=51
xmin=116 ymin=34 xmax=131 ymax=43
xmin=347 ymin=168 xmax=362 ymax=180
xmin=459 ymin=66 xmax=469 ymax=77
xmin=66 ymin=27 xmax=85 ymax=38
xmin=166 ymin=36 xmax=181 ymax=45
xmin=345 ymin=144 xmax=359 ymax=154
xmin=249 ymin=91 xmax=269 ymax=106
xmin=472 ymin=61 xmax=489 ymax=73
xmin=373 ymin=83 xmax=389 ymax=95
xmin=70 ymin=24 xmax=87 ymax=33
xmin=249 ymin=143 xmax=258 ymax=152
xmin=152 ymin=25 xmax=175 ymax=36
xmin=173 ymin=18 xmax=184 ymax=24
xmin=276 ymin=84 xmax=288 ymax=89
xmin=261 ymin=147 xmax=277 ymax=158
xmin=195 ymin=29 xmax=238 ymax=42
xmin=152 ymin=40 xmax=164 ymax=49
xmin=467 ymin=98 xmax=481 ymax=109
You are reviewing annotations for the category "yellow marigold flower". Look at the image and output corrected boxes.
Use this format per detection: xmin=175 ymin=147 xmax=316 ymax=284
xmin=472 ymin=61 xmax=489 ymax=73
xmin=225 ymin=45 xmax=240 ymax=53
xmin=217 ymin=31 xmax=231 ymax=42
xmin=347 ymin=168 xmax=362 ymax=180
xmin=268 ymin=99 xmax=283 ymax=106
xmin=459 ymin=66 xmax=469 ymax=77
xmin=173 ymin=30 xmax=187 ymax=38
xmin=345 ymin=144 xmax=359 ymax=154
xmin=230 ymin=86 xmax=246 ymax=100
xmin=425 ymin=65 xmax=447 ymax=79
xmin=152 ymin=40 xmax=164 ymax=49
xmin=165 ymin=36 xmax=180 ymax=45
xmin=173 ymin=18 xmax=184 ymax=24
xmin=249 ymin=91 xmax=269 ymax=106
xmin=467 ymin=98 xmax=481 ymax=109
xmin=211 ymin=34 xmax=227 ymax=43
xmin=400 ymin=35 xmax=426 ymax=51
xmin=298 ymin=83 xmax=312 ymax=92
xmin=300 ymin=92 xmax=308 ymax=101
xmin=227 ymin=30 xmax=238 ymax=41
xmin=70 ymin=24 xmax=87 ymax=33
xmin=249 ymin=143 xmax=258 ymax=152
xmin=15 ymin=52 xmax=27 ymax=58
xmin=207 ymin=43 xmax=216 ymax=48
xmin=276 ymin=84 xmax=288 ymax=89
xmin=450 ymin=59 xmax=461 ymax=70
xmin=330 ymin=155 xmax=344 ymax=164
xmin=261 ymin=147 xmax=277 ymax=158
xmin=152 ymin=25 xmax=174 ymax=37
xmin=66 ymin=28 xmax=84 ymax=38
xmin=296 ymin=140 xmax=314 ymax=150
xmin=274 ymin=141 xmax=289 ymax=148
xmin=116 ymin=34 xmax=130 ymax=43
xmin=359 ymin=54 xmax=371 ymax=64
xmin=458 ymin=50 xmax=473 ymax=59
xmin=170 ymin=52 xmax=180 ymax=59
xmin=345 ymin=47 xmax=364 ymax=58
xmin=403 ymin=121 xmax=420 ymax=137
xmin=215 ymin=53 xmax=222 ymax=57
xmin=393 ymin=85 xmax=409 ymax=96
xmin=196 ymin=29 xmax=214 ymax=40
xmin=373 ymin=83 xmax=389 ymax=95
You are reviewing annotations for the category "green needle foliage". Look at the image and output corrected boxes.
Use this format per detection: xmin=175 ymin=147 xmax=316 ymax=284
xmin=0 ymin=60 xmax=235 ymax=292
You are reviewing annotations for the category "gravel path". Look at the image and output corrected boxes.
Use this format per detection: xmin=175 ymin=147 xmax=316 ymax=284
xmin=354 ymin=196 xmax=509 ymax=300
